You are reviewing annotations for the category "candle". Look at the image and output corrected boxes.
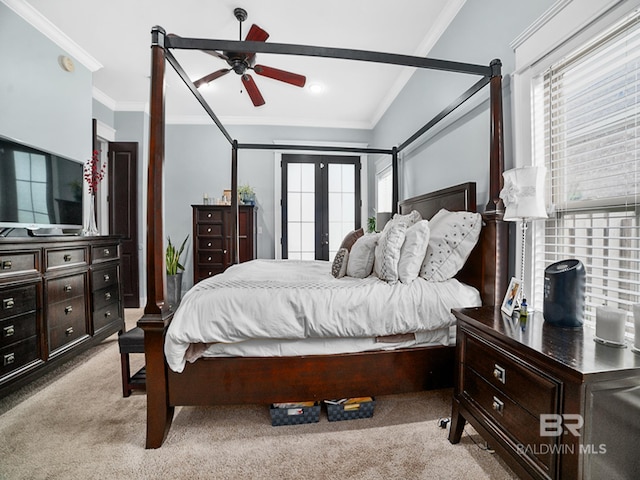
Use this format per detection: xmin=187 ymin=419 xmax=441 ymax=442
xmin=595 ymin=306 xmax=627 ymax=345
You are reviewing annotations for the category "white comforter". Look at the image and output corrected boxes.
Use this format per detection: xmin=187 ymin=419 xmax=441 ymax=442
xmin=165 ymin=259 xmax=481 ymax=372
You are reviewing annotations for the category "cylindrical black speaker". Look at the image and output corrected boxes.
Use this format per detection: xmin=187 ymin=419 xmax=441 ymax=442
xmin=543 ymin=259 xmax=586 ymax=328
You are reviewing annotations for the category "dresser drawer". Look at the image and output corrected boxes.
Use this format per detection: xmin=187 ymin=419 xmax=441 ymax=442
xmin=91 ymin=243 xmax=119 ymax=264
xmin=196 ymin=209 xmax=224 ymax=224
xmin=93 ymin=304 xmax=121 ymax=331
xmin=46 ymin=247 xmax=88 ymax=270
xmin=0 ymin=251 xmax=38 ymax=277
xmin=48 ymin=296 xmax=87 ymax=352
xmin=197 ymin=224 xmax=223 ymax=237
xmin=197 ymin=251 xmax=225 ymax=265
xmin=46 ymin=273 xmax=85 ymax=305
xmin=197 ymin=266 xmax=223 ymax=281
xmin=0 ymin=336 xmax=39 ymax=377
xmin=464 ymin=366 xmax=555 ymax=473
xmin=91 ymin=266 xmax=119 ymax=291
xmin=92 ymin=285 xmax=120 ymax=311
xmin=0 ymin=284 xmax=37 ymax=320
xmin=1 ymin=312 xmax=37 ymax=349
xmin=463 ymin=334 xmax=559 ymax=417
xmin=197 ymin=237 xmax=224 ymax=251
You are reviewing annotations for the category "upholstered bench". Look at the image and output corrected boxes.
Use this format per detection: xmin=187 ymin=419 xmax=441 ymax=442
xmin=118 ymin=327 xmax=146 ymax=397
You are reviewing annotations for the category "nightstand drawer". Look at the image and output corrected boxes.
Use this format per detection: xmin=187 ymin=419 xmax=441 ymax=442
xmin=463 ymin=333 xmax=559 ymax=417
xmin=464 ymin=366 xmax=554 ymax=472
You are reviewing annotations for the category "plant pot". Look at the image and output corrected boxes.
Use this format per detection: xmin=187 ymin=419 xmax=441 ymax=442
xmin=166 ymin=272 xmax=183 ymax=310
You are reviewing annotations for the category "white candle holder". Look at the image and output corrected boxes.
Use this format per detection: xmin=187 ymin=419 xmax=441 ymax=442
xmin=595 ymin=306 xmax=627 ymax=348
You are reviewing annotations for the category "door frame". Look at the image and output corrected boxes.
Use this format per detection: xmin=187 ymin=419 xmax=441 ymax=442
xmin=273 ymin=141 xmax=369 ymax=259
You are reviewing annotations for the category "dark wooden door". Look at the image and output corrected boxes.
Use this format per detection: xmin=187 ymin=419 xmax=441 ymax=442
xmin=108 ymin=142 xmax=139 ymax=308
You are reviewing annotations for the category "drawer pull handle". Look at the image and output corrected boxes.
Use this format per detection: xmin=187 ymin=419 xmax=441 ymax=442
xmin=64 ymin=254 xmax=72 ymax=262
xmin=64 ymin=284 xmax=73 ymax=292
xmin=207 ymin=227 xmax=212 ymax=233
xmin=1 ymin=260 xmax=12 ymax=270
xmin=104 ymin=292 xmax=112 ymax=300
xmin=3 ymin=352 xmax=15 ymax=366
xmin=64 ymin=306 xmax=73 ymax=314
xmin=207 ymin=256 xmax=212 ymax=261
xmin=493 ymin=365 xmax=506 ymax=384
xmin=104 ymin=248 xmax=110 ymax=256
xmin=207 ymin=213 xmax=212 ymax=218
xmin=3 ymin=325 xmax=15 ymax=337
xmin=2 ymin=298 xmax=15 ymax=310
xmin=104 ymin=311 xmax=112 ymax=318
xmin=492 ymin=396 xmax=504 ymax=414
xmin=223 ymin=249 xmax=227 ymax=254
xmin=208 ymin=271 xmax=212 ymax=276
xmin=103 ymin=274 xmax=110 ymax=282
xmin=207 ymin=242 xmax=212 ymax=247
xmin=65 ymin=326 xmax=74 ymax=336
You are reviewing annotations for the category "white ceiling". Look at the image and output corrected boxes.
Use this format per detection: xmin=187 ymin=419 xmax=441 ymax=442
xmin=8 ymin=0 xmax=464 ymax=129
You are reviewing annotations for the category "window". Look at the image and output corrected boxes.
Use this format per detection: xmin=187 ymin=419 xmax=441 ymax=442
xmin=531 ymin=12 xmax=640 ymax=335
xmin=376 ymin=165 xmax=392 ymax=214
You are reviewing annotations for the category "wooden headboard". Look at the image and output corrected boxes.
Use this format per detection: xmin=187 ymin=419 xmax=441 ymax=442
xmin=398 ymin=182 xmax=494 ymax=304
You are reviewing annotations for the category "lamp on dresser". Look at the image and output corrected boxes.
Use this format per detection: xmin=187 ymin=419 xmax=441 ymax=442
xmin=499 ymin=165 xmax=548 ymax=308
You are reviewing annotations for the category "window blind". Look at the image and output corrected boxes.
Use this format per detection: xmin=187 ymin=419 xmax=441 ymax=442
xmin=532 ymin=11 xmax=640 ymax=335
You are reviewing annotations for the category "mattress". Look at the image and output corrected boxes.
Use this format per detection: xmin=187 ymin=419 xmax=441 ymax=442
xmin=165 ymin=259 xmax=480 ymax=372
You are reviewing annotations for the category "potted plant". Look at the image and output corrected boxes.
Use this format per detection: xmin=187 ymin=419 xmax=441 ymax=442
xmin=166 ymin=235 xmax=188 ymax=309
xmin=238 ymin=184 xmax=256 ymax=205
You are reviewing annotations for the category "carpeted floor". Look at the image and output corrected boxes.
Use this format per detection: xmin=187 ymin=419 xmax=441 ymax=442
xmin=0 ymin=309 xmax=517 ymax=480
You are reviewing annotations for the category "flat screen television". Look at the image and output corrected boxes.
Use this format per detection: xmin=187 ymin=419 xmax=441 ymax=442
xmin=0 ymin=135 xmax=84 ymax=232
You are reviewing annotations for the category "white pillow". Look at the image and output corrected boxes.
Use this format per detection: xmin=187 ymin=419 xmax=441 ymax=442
xmin=392 ymin=210 xmax=422 ymax=227
xmin=374 ymin=221 xmax=408 ymax=284
xmin=347 ymin=233 xmax=379 ymax=278
xmin=331 ymin=248 xmax=349 ymax=278
xmin=398 ymin=220 xmax=430 ymax=284
xmin=420 ymin=209 xmax=482 ymax=281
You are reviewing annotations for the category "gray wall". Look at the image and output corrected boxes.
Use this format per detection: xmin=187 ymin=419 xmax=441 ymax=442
xmin=370 ymin=0 xmax=555 ymax=212
xmin=0 ymin=2 xmax=91 ymax=161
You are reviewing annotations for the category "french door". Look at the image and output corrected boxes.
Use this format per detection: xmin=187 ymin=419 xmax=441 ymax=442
xmin=281 ymin=154 xmax=361 ymax=260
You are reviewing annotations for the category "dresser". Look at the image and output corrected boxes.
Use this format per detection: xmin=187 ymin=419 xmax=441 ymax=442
xmin=0 ymin=236 xmax=124 ymax=396
xmin=449 ymin=306 xmax=640 ymax=479
xmin=192 ymin=205 xmax=257 ymax=283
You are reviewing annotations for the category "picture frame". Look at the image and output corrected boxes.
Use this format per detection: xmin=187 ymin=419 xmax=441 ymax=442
xmin=501 ymin=277 xmax=522 ymax=316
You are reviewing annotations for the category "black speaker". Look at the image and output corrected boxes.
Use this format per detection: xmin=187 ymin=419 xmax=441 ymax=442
xmin=543 ymin=259 xmax=586 ymax=328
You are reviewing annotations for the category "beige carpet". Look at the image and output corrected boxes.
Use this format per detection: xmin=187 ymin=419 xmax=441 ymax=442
xmin=0 ymin=309 xmax=517 ymax=480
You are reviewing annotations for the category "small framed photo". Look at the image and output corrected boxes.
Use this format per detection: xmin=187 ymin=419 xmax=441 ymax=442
xmin=501 ymin=277 xmax=522 ymax=316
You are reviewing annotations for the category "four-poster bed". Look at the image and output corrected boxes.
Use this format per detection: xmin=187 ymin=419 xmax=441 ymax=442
xmin=139 ymin=26 xmax=508 ymax=448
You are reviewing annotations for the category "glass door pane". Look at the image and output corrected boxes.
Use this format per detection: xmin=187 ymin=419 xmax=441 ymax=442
xmin=286 ymin=163 xmax=315 ymax=260
xmin=328 ymin=163 xmax=356 ymax=259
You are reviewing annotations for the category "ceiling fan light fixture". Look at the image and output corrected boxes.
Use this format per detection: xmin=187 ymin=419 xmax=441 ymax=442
xmin=308 ymin=83 xmax=324 ymax=94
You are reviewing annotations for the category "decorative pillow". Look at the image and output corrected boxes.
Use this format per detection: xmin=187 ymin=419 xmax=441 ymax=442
xmin=398 ymin=220 xmax=430 ymax=284
xmin=392 ymin=210 xmax=422 ymax=227
xmin=339 ymin=228 xmax=364 ymax=252
xmin=331 ymin=248 xmax=349 ymax=278
xmin=373 ymin=221 xmax=408 ymax=284
xmin=419 ymin=209 xmax=482 ymax=282
xmin=347 ymin=233 xmax=379 ymax=278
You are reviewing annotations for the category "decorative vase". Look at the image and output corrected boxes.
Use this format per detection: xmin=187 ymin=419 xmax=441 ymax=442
xmin=83 ymin=194 xmax=99 ymax=236
xmin=167 ymin=272 xmax=183 ymax=310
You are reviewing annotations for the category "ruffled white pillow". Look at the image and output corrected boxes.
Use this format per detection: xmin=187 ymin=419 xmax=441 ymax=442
xmin=392 ymin=210 xmax=422 ymax=227
xmin=398 ymin=220 xmax=430 ymax=284
xmin=420 ymin=209 xmax=482 ymax=281
xmin=347 ymin=233 xmax=379 ymax=278
xmin=374 ymin=221 xmax=408 ymax=284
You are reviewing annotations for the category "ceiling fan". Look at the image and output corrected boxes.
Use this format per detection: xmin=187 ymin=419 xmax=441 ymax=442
xmin=192 ymin=7 xmax=307 ymax=107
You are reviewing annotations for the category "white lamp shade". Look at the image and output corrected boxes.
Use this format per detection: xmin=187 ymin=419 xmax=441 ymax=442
xmin=500 ymin=166 xmax=548 ymax=221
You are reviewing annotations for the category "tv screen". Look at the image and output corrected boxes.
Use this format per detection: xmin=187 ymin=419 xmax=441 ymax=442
xmin=0 ymin=136 xmax=84 ymax=230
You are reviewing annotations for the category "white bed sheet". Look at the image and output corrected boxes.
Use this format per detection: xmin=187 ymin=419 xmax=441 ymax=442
xmin=165 ymin=259 xmax=480 ymax=372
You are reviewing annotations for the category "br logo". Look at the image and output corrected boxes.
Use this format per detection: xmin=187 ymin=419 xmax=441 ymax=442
xmin=540 ymin=414 xmax=583 ymax=437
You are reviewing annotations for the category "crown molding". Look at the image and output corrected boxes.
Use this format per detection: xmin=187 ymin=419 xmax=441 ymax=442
xmin=166 ymin=114 xmax=371 ymax=130
xmin=1 ymin=0 xmax=102 ymax=72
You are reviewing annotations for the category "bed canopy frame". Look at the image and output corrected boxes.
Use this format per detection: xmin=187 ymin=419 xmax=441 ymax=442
xmin=140 ymin=25 xmax=508 ymax=448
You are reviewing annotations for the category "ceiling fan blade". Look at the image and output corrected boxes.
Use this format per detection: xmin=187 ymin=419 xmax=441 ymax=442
xmin=194 ymin=69 xmax=230 ymax=88
xmin=245 ymin=24 xmax=269 ymax=42
xmin=241 ymin=74 xmax=265 ymax=107
xmin=254 ymin=65 xmax=306 ymax=88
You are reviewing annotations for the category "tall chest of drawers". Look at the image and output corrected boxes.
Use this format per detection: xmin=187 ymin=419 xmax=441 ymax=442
xmin=192 ymin=205 xmax=257 ymax=284
xmin=449 ymin=306 xmax=640 ymax=480
xmin=0 ymin=236 xmax=124 ymax=396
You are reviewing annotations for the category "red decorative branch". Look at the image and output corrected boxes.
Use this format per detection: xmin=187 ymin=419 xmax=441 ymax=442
xmin=84 ymin=150 xmax=106 ymax=195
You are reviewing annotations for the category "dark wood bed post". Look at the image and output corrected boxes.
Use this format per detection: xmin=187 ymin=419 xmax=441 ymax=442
xmin=482 ymin=59 xmax=508 ymax=306
xmin=138 ymin=26 xmax=174 ymax=449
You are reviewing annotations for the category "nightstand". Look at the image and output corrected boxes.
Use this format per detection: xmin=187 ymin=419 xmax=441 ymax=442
xmin=448 ymin=305 xmax=640 ymax=480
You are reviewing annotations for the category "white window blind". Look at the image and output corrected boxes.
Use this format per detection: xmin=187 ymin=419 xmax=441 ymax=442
xmin=532 ymin=11 xmax=640 ymax=335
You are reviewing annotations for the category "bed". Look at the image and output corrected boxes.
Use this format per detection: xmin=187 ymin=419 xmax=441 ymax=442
xmin=139 ymin=27 xmax=508 ymax=448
